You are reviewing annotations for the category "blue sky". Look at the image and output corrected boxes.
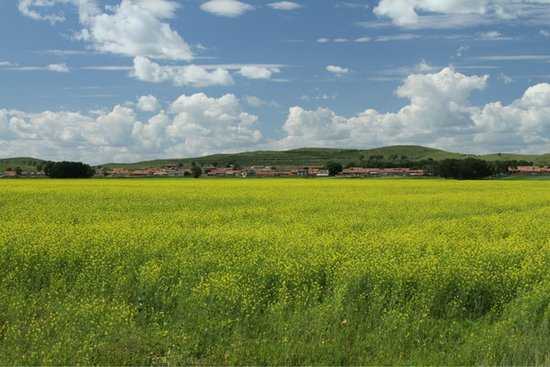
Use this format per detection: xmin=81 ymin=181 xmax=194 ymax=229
xmin=1 ymin=0 xmax=550 ymax=164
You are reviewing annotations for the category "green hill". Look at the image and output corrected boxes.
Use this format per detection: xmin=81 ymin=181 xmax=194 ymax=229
xmin=0 ymin=157 xmax=46 ymax=173
xmin=3 ymin=146 xmax=549 ymax=172
xmin=100 ymin=145 xmax=550 ymax=169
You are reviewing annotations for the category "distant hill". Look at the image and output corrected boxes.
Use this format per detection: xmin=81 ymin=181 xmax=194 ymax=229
xmin=2 ymin=146 xmax=549 ymax=172
xmin=99 ymin=145 xmax=550 ymax=169
xmin=0 ymin=157 xmax=45 ymax=173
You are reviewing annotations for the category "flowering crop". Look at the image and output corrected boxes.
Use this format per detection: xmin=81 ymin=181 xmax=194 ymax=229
xmin=0 ymin=178 xmax=549 ymax=365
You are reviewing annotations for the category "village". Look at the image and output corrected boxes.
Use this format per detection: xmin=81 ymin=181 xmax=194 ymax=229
xmin=3 ymin=164 xmax=549 ymax=178
xmin=94 ymin=165 xmax=427 ymax=178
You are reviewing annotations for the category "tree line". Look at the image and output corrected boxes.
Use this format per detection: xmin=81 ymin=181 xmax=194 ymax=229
xmin=325 ymin=157 xmax=533 ymax=179
xmin=44 ymin=161 xmax=95 ymax=178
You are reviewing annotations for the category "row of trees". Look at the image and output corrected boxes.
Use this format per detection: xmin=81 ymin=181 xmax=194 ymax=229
xmin=326 ymin=158 xmax=530 ymax=179
xmin=434 ymin=158 xmax=492 ymax=180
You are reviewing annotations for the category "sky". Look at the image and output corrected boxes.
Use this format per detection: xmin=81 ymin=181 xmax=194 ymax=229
xmin=1 ymin=0 xmax=550 ymax=164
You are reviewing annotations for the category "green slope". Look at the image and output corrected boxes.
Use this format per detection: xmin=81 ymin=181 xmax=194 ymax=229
xmin=3 ymin=146 xmax=549 ymax=172
xmin=101 ymin=145 xmax=464 ymax=169
xmin=103 ymin=145 xmax=550 ymax=169
xmin=0 ymin=157 xmax=46 ymax=172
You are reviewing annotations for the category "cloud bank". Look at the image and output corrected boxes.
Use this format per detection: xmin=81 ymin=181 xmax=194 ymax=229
xmin=2 ymin=68 xmax=550 ymax=164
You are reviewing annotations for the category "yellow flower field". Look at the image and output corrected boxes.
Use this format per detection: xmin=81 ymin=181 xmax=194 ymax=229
xmin=0 ymin=178 xmax=549 ymax=365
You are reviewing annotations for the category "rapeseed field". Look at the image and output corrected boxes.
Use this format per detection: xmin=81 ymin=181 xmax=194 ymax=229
xmin=0 ymin=178 xmax=549 ymax=365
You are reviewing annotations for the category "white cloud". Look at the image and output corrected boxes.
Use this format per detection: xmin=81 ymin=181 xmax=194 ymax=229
xmin=540 ymin=30 xmax=550 ymax=37
xmin=0 ymin=61 xmax=12 ymax=66
xmin=471 ymin=83 xmax=550 ymax=152
xmin=133 ymin=0 xmax=180 ymax=18
xmin=326 ymin=65 xmax=349 ymax=75
xmin=374 ymin=0 xmax=488 ymax=26
xmin=0 ymin=93 xmax=262 ymax=164
xmin=268 ymin=1 xmax=302 ymax=10
xmin=238 ymin=66 xmax=280 ymax=80
xmin=17 ymin=0 xmax=66 ymax=24
xmin=376 ymin=34 xmax=418 ymax=42
xmin=316 ymin=38 xmax=330 ymax=43
xmin=498 ymin=73 xmax=514 ymax=84
xmin=200 ymin=0 xmax=254 ymax=17
xmin=243 ymin=96 xmax=265 ymax=107
xmin=476 ymin=30 xmax=515 ymax=40
xmin=171 ymin=65 xmax=234 ymax=87
xmin=469 ymin=55 xmax=550 ymax=61
xmin=273 ymin=67 xmax=547 ymax=155
xmin=78 ymin=0 xmax=193 ymax=60
xmin=18 ymin=0 xmax=193 ymax=61
xmin=355 ymin=37 xmax=371 ymax=43
xmin=167 ymin=93 xmax=262 ymax=155
xmin=373 ymin=0 xmax=550 ymax=28
xmin=456 ymin=46 xmax=470 ymax=57
xmin=8 ymin=63 xmax=71 ymax=72
xmin=131 ymin=56 xmax=234 ymax=87
xmin=137 ymin=95 xmax=160 ymax=112
xmin=47 ymin=63 xmax=70 ymax=73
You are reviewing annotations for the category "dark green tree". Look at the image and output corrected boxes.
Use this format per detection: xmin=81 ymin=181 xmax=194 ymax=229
xmin=191 ymin=165 xmax=202 ymax=178
xmin=326 ymin=161 xmax=343 ymax=176
xmin=436 ymin=158 xmax=492 ymax=180
xmin=44 ymin=161 xmax=95 ymax=178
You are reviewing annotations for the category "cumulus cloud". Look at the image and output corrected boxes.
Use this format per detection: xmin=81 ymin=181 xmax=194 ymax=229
xmin=238 ymin=66 xmax=279 ymax=80
xmin=77 ymin=0 xmax=192 ymax=60
xmin=200 ymin=0 xmax=254 ymax=17
xmin=131 ymin=56 xmax=234 ymax=87
xmin=137 ymin=95 xmax=160 ymax=112
xmin=274 ymin=67 xmax=545 ymax=154
xmin=0 ymin=93 xmax=262 ymax=164
xmin=326 ymin=65 xmax=349 ymax=75
xmin=268 ymin=1 xmax=302 ymax=10
xmin=471 ymin=83 xmax=550 ymax=152
xmin=18 ymin=0 xmax=193 ymax=61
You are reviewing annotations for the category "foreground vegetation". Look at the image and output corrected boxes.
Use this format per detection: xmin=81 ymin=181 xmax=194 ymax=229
xmin=1 ymin=178 xmax=549 ymax=365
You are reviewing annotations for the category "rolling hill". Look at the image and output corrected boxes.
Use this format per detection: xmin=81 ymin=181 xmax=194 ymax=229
xmin=0 ymin=157 xmax=46 ymax=173
xmin=99 ymin=145 xmax=550 ymax=169
xmin=2 ymin=146 xmax=549 ymax=172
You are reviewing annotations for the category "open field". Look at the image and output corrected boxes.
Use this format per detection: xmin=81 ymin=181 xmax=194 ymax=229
xmin=1 ymin=178 xmax=549 ymax=365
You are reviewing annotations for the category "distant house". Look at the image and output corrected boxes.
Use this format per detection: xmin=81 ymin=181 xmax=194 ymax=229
xmin=340 ymin=167 xmax=425 ymax=177
xmin=508 ymin=166 xmax=550 ymax=176
xmin=1 ymin=171 xmax=17 ymax=178
xmin=294 ymin=166 xmax=328 ymax=177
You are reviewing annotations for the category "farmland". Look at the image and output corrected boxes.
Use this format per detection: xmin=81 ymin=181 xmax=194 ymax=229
xmin=1 ymin=178 xmax=549 ymax=365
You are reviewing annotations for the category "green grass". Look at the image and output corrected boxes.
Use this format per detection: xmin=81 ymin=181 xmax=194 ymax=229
xmin=0 ymin=157 xmax=45 ymax=173
xmin=0 ymin=178 xmax=550 ymax=365
xmin=100 ymin=145 xmax=550 ymax=169
xmin=3 ymin=146 xmax=549 ymax=172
